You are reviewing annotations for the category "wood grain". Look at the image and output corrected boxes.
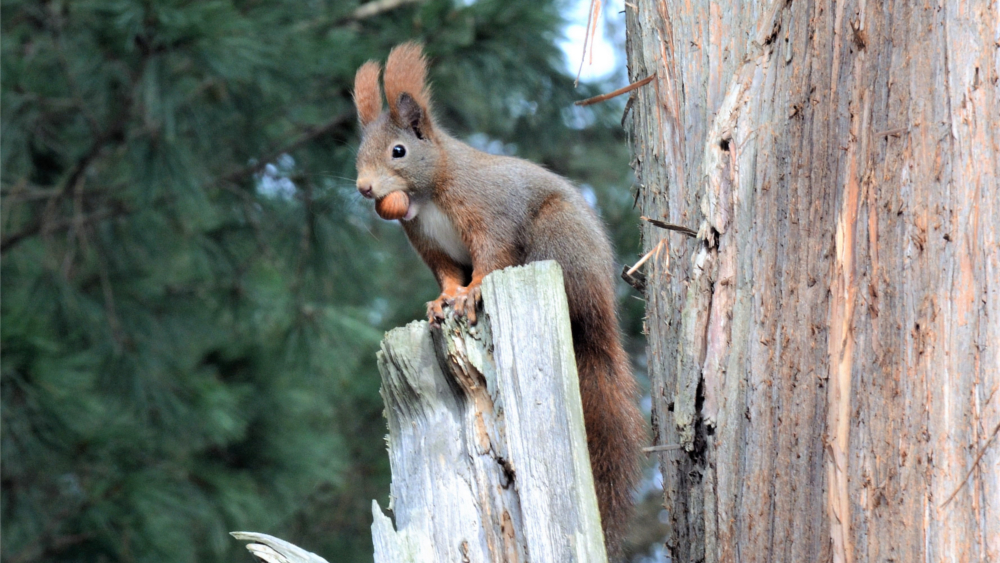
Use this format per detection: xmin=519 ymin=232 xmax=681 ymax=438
xmin=232 ymin=262 xmax=609 ymax=562
xmin=625 ymin=0 xmax=1000 ymax=560
xmin=372 ymin=261 xmax=607 ymax=562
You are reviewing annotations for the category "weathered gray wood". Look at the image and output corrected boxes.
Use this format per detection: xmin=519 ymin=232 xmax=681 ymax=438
xmin=230 ymin=532 xmax=330 ymax=563
xmin=232 ymin=262 xmax=606 ymax=562
xmin=371 ymin=502 xmax=430 ymax=562
xmin=371 ymin=260 xmax=606 ymax=562
xmin=371 ymin=313 xmax=522 ymax=562
xmin=481 ymin=261 xmax=607 ymax=562
xmin=625 ymin=0 xmax=1000 ymax=561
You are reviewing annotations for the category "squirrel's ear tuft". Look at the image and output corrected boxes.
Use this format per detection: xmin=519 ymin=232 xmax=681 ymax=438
xmin=384 ymin=42 xmax=432 ymax=126
xmin=353 ymin=61 xmax=383 ymax=127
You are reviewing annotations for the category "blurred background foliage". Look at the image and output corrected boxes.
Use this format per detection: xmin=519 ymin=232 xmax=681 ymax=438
xmin=1 ymin=0 xmax=653 ymax=561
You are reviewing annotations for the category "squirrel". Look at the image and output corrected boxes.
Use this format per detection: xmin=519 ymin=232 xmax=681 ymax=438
xmin=353 ymin=42 xmax=645 ymax=554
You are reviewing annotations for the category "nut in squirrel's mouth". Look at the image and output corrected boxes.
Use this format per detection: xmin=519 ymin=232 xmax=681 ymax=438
xmin=375 ymin=191 xmax=411 ymax=221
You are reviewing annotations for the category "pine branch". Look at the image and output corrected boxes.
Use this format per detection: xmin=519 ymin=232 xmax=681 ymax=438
xmin=0 ymin=183 xmax=61 ymax=203
xmin=213 ymin=112 xmax=353 ymax=187
xmin=350 ymin=0 xmax=425 ymax=21
xmin=58 ymin=122 xmax=124 ymax=198
xmin=2 ymin=32 xmax=157 ymax=256
xmin=2 ymin=113 xmax=352 ymax=255
xmin=8 ymin=533 xmax=94 ymax=563
xmin=293 ymin=0 xmax=426 ymax=34
xmin=1 ymin=205 xmax=128 ymax=254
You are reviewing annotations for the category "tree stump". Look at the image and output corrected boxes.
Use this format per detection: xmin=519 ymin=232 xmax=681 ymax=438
xmin=372 ymin=260 xmax=606 ymax=562
xmin=234 ymin=261 xmax=608 ymax=563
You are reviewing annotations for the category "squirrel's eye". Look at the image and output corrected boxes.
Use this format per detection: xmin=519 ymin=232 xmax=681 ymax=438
xmin=392 ymin=145 xmax=406 ymax=158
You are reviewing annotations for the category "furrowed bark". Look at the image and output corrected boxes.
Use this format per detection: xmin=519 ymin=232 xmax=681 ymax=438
xmin=625 ymin=0 xmax=1000 ymax=561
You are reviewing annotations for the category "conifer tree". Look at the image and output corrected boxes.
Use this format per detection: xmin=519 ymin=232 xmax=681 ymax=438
xmin=1 ymin=1 xmax=637 ymax=561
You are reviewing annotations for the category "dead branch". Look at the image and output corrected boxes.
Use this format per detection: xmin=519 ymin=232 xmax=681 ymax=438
xmin=641 ymin=216 xmax=698 ymax=237
xmin=575 ymin=74 xmax=657 ymax=107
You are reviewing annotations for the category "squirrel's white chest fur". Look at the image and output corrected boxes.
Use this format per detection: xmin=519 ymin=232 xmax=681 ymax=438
xmin=414 ymin=201 xmax=472 ymax=265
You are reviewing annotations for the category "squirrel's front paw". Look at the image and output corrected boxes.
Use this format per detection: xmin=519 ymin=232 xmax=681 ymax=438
xmin=426 ymin=295 xmax=451 ymax=325
xmin=452 ymin=283 xmax=483 ymax=325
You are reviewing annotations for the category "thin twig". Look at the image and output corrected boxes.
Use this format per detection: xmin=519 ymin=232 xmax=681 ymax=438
xmin=59 ymin=174 xmax=88 ymax=278
xmin=875 ymin=127 xmax=907 ymax=138
xmin=53 ymin=37 xmax=149 ymax=200
xmin=575 ymin=74 xmax=656 ymax=106
xmin=294 ymin=0 xmax=425 ymax=33
xmin=626 ymin=239 xmax=664 ymax=276
xmin=3 ymin=114 xmax=350 ymax=255
xmin=214 ymin=112 xmax=352 ymax=187
xmin=8 ymin=533 xmax=93 ymax=563
xmin=51 ymin=15 xmax=102 ymax=135
xmin=1 ymin=185 xmax=62 ymax=203
xmin=7 ymin=40 xmax=151 ymax=255
xmin=940 ymin=419 xmax=1000 ymax=508
xmin=641 ymin=216 xmax=698 ymax=237
xmin=350 ymin=0 xmax=424 ymax=21
xmin=588 ymin=0 xmax=602 ymax=66
xmin=643 ymin=444 xmax=682 ymax=452
xmin=2 ymin=207 xmax=125 ymax=254
xmin=291 ymin=179 xmax=316 ymax=307
xmin=622 ymin=238 xmax=668 ymax=293
xmin=621 ymin=265 xmax=646 ymax=292
xmin=574 ymin=0 xmax=598 ymax=87
xmin=92 ymin=229 xmax=125 ymax=348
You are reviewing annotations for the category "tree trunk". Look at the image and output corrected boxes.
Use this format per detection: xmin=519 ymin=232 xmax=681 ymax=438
xmin=623 ymin=0 xmax=999 ymax=561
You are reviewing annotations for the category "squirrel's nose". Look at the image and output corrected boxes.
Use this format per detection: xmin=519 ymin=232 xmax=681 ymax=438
xmin=356 ymin=179 xmax=374 ymax=199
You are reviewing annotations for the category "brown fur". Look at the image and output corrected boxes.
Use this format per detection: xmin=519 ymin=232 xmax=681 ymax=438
xmin=353 ymin=61 xmax=382 ymax=126
xmin=353 ymin=43 xmax=645 ymax=557
xmin=383 ymin=42 xmax=432 ymax=124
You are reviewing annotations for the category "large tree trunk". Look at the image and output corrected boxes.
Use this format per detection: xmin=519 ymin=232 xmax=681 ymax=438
xmin=623 ymin=0 xmax=999 ymax=561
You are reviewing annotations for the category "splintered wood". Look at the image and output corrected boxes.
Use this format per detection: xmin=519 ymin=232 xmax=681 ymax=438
xmin=372 ymin=261 xmax=607 ymax=563
xmin=231 ymin=262 xmax=607 ymax=562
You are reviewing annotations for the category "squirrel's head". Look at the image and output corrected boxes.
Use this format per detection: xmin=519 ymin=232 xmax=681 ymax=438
xmin=353 ymin=42 xmax=441 ymax=220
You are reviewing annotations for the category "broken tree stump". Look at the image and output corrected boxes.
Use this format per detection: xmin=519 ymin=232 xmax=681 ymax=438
xmin=372 ymin=260 xmax=606 ymax=562
xmin=233 ymin=261 xmax=606 ymax=563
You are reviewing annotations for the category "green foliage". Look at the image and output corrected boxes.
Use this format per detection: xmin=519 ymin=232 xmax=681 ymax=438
xmin=1 ymin=1 xmax=639 ymax=562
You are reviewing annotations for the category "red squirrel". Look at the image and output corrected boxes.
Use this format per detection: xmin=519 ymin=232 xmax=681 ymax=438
xmin=353 ymin=42 xmax=644 ymax=552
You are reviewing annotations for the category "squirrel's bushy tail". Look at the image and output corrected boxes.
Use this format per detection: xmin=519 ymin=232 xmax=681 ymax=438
xmin=569 ymin=283 xmax=645 ymax=557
